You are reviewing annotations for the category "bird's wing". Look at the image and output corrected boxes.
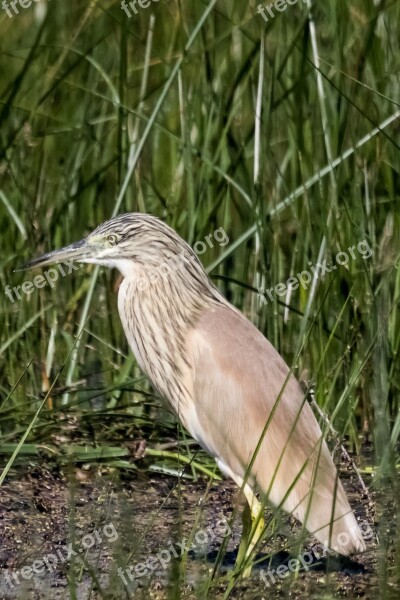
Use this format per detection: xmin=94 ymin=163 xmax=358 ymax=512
xmin=186 ymin=304 xmax=365 ymax=554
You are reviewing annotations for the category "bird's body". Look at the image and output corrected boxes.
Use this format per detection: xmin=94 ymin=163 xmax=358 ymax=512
xmin=22 ymin=212 xmax=366 ymax=568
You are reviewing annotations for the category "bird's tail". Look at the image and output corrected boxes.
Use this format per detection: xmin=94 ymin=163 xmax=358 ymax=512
xmin=253 ymin=415 xmax=367 ymax=556
xmin=297 ymin=479 xmax=367 ymax=555
xmin=276 ymin=446 xmax=367 ymax=556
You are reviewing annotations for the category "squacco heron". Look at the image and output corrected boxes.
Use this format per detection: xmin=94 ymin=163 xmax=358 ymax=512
xmin=22 ymin=213 xmax=365 ymax=573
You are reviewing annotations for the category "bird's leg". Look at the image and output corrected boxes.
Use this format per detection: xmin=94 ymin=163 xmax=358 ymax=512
xmin=236 ymin=501 xmax=252 ymax=568
xmin=235 ymin=485 xmax=265 ymax=577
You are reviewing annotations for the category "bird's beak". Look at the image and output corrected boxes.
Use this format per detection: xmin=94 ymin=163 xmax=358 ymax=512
xmin=15 ymin=238 xmax=92 ymax=272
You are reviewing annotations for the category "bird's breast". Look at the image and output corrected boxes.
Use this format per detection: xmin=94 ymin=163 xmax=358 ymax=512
xmin=117 ymin=278 xmax=195 ymax=417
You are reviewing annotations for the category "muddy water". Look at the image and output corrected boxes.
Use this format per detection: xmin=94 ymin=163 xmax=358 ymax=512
xmin=0 ymin=466 xmax=397 ymax=599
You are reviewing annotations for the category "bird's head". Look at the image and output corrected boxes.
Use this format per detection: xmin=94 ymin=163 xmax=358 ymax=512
xmin=18 ymin=213 xmax=198 ymax=279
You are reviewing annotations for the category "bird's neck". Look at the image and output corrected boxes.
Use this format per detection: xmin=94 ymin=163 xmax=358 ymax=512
xmin=117 ymin=257 xmax=223 ymax=412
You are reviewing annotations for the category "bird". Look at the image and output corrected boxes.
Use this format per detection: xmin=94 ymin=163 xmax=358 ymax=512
xmin=21 ymin=212 xmax=366 ymax=573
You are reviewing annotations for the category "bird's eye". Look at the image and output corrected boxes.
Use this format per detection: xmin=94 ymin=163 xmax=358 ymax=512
xmin=107 ymin=234 xmax=119 ymax=246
